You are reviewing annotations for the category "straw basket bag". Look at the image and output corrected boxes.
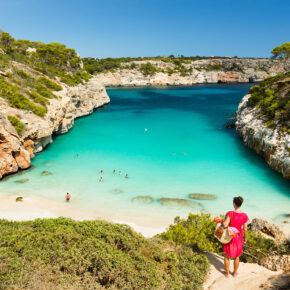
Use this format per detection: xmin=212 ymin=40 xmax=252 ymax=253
xmin=214 ymin=212 xmax=233 ymax=244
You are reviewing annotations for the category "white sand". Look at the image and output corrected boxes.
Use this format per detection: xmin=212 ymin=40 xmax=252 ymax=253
xmin=0 ymin=193 xmax=167 ymax=237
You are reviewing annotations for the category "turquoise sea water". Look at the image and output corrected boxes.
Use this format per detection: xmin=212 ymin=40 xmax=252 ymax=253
xmin=1 ymin=84 xmax=290 ymax=230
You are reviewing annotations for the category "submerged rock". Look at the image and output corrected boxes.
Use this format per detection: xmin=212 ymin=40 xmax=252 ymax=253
xmin=188 ymin=193 xmax=216 ymax=200
xmin=16 ymin=197 xmax=23 ymax=202
xmin=249 ymin=218 xmax=286 ymax=245
xmin=159 ymin=198 xmax=195 ymax=208
xmin=14 ymin=178 xmax=29 ymax=183
xmin=112 ymin=189 xmax=123 ymax=194
xmin=132 ymin=196 xmax=153 ymax=204
xmin=41 ymin=171 xmax=52 ymax=176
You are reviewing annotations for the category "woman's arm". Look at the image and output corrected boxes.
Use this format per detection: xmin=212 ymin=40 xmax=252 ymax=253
xmin=223 ymin=215 xmax=231 ymax=228
xmin=243 ymin=222 xmax=248 ymax=242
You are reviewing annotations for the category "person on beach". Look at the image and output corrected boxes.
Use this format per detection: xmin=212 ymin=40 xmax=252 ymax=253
xmin=125 ymin=174 xmax=128 ymax=178
xmin=99 ymin=177 xmax=103 ymax=182
xmin=100 ymin=170 xmax=104 ymax=174
xmin=113 ymin=169 xmax=116 ymax=174
xmin=119 ymin=171 xmax=122 ymax=175
xmin=65 ymin=193 xmax=71 ymax=202
xmin=223 ymin=196 xmax=248 ymax=278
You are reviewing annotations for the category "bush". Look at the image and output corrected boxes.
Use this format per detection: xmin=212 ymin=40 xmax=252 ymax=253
xmin=0 ymin=77 xmax=47 ymax=117
xmin=7 ymin=115 xmax=24 ymax=135
xmin=35 ymin=82 xmax=56 ymax=99
xmin=139 ymin=62 xmax=158 ymax=76
xmin=38 ymin=76 xmax=62 ymax=91
xmin=0 ymin=218 xmax=209 ymax=289
xmin=161 ymin=213 xmax=221 ymax=253
xmin=247 ymin=72 xmax=290 ymax=128
xmin=27 ymin=91 xmax=49 ymax=107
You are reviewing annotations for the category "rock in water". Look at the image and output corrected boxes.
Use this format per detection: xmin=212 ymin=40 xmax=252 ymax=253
xmin=41 ymin=171 xmax=52 ymax=176
xmin=112 ymin=189 xmax=123 ymax=194
xmin=249 ymin=218 xmax=286 ymax=245
xmin=132 ymin=196 xmax=153 ymax=204
xmin=159 ymin=198 xmax=195 ymax=208
xmin=16 ymin=197 xmax=23 ymax=202
xmin=188 ymin=193 xmax=216 ymax=200
xmin=14 ymin=178 xmax=29 ymax=183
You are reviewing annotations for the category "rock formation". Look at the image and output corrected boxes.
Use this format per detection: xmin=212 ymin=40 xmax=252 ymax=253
xmin=93 ymin=58 xmax=290 ymax=86
xmin=236 ymin=73 xmax=290 ymax=179
xmin=249 ymin=218 xmax=287 ymax=245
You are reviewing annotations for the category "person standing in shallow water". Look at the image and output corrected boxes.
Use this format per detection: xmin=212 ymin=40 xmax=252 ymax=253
xmin=223 ymin=196 xmax=248 ymax=278
xmin=65 ymin=193 xmax=71 ymax=202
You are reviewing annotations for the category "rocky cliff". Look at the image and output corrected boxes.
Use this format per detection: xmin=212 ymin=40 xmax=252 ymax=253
xmin=236 ymin=72 xmax=290 ymax=179
xmin=0 ymin=76 xmax=109 ymax=179
xmin=92 ymin=58 xmax=290 ymax=86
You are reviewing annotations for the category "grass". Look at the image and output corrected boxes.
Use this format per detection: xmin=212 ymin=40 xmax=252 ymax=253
xmin=0 ymin=218 xmax=209 ymax=289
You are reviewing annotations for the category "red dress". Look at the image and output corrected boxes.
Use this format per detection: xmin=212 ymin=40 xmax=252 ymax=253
xmin=223 ymin=211 xmax=248 ymax=258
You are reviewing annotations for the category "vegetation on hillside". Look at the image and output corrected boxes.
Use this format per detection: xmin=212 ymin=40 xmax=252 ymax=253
xmin=82 ymin=55 xmax=250 ymax=76
xmin=0 ymin=31 xmax=91 ymax=86
xmin=247 ymin=72 xmax=290 ymax=132
xmin=0 ymin=218 xmax=209 ymax=289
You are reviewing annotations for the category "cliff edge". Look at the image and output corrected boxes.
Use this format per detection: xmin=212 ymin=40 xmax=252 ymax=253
xmin=236 ymin=72 xmax=290 ymax=179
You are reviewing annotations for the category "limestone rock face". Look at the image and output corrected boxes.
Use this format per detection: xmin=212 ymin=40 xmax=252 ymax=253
xmin=0 ymin=77 xmax=110 ymax=179
xmin=236 ymin=94 xmax=290 ymax=179
xmin=93 ymin=58 xmax=290 ymax=87
xmin=249 ymin=218 xmax=287 ymax=245
xmin=260 ymin=254 xmax=290 ymax=272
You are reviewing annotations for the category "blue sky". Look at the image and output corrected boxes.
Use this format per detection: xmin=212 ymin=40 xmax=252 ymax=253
xmin=0 ymin=0 xmax=289 ymax=58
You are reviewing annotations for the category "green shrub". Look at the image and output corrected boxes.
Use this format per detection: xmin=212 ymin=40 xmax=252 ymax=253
xmin=16 ymin=69 xmax=30 ymax=79
xmin=139 ymin=62 xmax=158 ymax=76
xmin=206 ymin=64 xmax=221 ymax=71
xmin=161 ymin=213 xmax=221 ymax=253
xmin=0 ymin=218 xmax=209 ymax=289
xmin=38 ymin=76 xmax=62 ymax=91
xmin=7 ymin=115 xmax=24 ymax=135
xmin=0 ymin=77 xmax=47 ymax=117
xmin=27 ymin=91 xmax=49 ymax=107
xmin=35 ymin=81 xmax=56 ymax=98
xmin=247 ymin=72 xmax=290 ymax=128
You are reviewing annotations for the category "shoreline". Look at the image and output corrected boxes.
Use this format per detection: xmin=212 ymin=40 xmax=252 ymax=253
xmin=0 ymin=193 xmax=167 ymax=238
xmin=1 ymin=193 xmax=289 ymax=239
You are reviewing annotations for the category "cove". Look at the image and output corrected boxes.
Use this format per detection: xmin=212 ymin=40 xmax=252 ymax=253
xmin=1 ymin=84 xmax=289 ymax=232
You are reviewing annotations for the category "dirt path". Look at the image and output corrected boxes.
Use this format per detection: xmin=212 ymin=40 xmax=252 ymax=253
xmin=204 ymin=253 xmax=281 ymax=290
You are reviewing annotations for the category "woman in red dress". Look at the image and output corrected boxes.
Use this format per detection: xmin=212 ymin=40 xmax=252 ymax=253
xmin=223 ymin=196 xmax=248 ymax=277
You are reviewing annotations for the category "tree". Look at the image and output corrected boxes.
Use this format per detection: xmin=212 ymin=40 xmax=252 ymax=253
xmin=271 ymin=42 xmax=290 ymax=59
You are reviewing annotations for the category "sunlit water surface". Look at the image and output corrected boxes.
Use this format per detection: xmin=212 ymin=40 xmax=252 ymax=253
xmin=1 ymin=84 xmax=289 ymax=231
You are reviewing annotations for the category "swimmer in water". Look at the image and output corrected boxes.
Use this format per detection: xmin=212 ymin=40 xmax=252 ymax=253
xmin=65 ymin=192 xmax=71 ymax=202
xmin=113 ymin=169 xmax=116 ymax=174
xmin=119 ymin=171 xmax=122 ymax=175
xmin=172 ymin=152 xmax=176 ymax=155
xmin=76 ymin=154 xmax=79 ymax=158
xmin=100 ymin=170 xmax=104 ymax=174
xmin=184 ymin=151 xmax=186 ymax=155
xmin=99 ymin=177 xmax=103 ymax=182
xmin=125 ymin=174 xmax=128 ymax=178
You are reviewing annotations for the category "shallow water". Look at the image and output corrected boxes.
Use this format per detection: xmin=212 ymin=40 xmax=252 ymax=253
xmin=1 ymin=84 xmax=290 ymax=230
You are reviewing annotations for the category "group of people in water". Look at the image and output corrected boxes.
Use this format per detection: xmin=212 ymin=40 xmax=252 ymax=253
xmin=99 ymin=169 xmax=129 ymax=182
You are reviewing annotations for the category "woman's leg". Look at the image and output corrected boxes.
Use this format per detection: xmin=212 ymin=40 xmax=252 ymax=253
xmin=233 ymin=256 xmax=239 ymax=277
xmin=224 ymin=254 xmax=230 ymax=277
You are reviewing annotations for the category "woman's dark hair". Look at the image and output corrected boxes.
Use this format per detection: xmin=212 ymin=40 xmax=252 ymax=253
xmin=233 ymin=196 xmax=244 ymax=207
